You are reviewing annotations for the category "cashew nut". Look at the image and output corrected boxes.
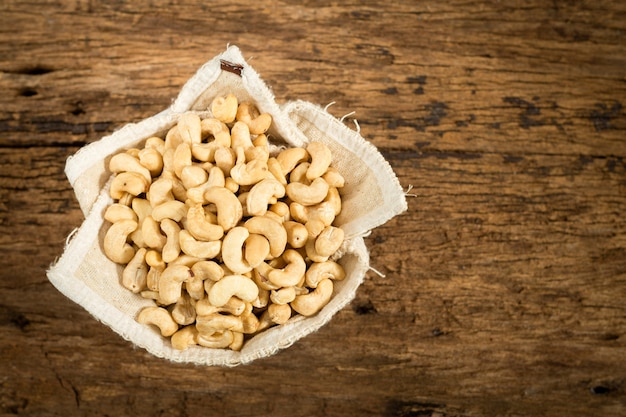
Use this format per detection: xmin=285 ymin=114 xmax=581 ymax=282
xmin=109 ymin=152 xmax=152 ymax=185
xmin=136 ymin=306 xmax=179 ymax=337
xmin=267 ymin=249 xmax=306 ymax=288
xmin=211 ymin=93 xmax=238 ymax=124
xmin=270 ymin=286 xmax=297 ymax=305
xmin=173 ymin=142 xmax=192 ymax=179
xmin=104 ymin=203 xmax=138 ymax=223
xmin=197 ymin=330 xmax=235 ymax=349
xmin=157 ymin=264 xmax=192 ymax=305
xmin=221 ymin=226 xmax=252 ymax=274
xmin=305 ymin=260 xmax=346 ymax=288
xmin=179 ymin=229 xmax=221 ymax=259
xmin=177 ymin=112 xmax=202 ymax=145
xmin=286 ymin=177 xmax=329 ymax=206
xmin=244 ymin=216 xmax=287 ymax=259
xmin=180 ymin=164 xmax=208 ymax=190
xmin=138 ymin=147 xmax=163 ymax=178
xmin=283 ymin=220 xmax=308 ymax=248
xmin=195 ymin=296 xmax=246 ymax=316
xmin=208 ymin=274 xmax=259 ymax=307
xmin=290 ymin=278 xmax=334 ymax=316
xmin=236 ymin=102 xmax=272 ymax=135
xmin=110 ymin=171 xmax=149 ymax=200
xmin=203 ymin=186 xmax=243 ymax=231
xmin=104 ymin=219 xmax=137 ymax=264
xmin=244 ymin=233 xmax=271 ymax=268
xmin=246 ymin=178 xmax=285 ymax=216
xmin=141 ymin=215 xmax=166 ymax=250
xmin=314 ymin=225 xmax=345 ymax=258
xmin=186 ymin=204 xmax=224 ymax=241
xmin=172 ymin=293 xmax=197 ymax=325
xmin=230 ymin=146 xmax=268 ymax=186
xmin=277 ymin=147 xmax=309 ymax=176
xmin=147 ymin=177 xmax=174 ymax=207
xmin=122 ymin=247 xmax=148 ymax=293
xmin=196 ymin=313 xmax=245 ymax=334
xmin=306 ymin=141 xmax=333 ymax=180
xmin=151 ymin=200 xmax=186 ymax=223
xmin=191 ymin=260 xmax=224 ymax=282
xmin=171 ymin=326 xmax=198 ymax=350
xmin=267 ymin=303 xmax=292 ymax=325
xmin=160 ymin=218 xmax=181 ymax=263
xmin=230 ymin=121 xmax=254 ymax=149
xmin=322 ymin=167 xmax=345 ymax=188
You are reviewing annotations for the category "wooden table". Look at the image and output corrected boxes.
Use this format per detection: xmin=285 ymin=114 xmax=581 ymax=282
xmin=2 ymin=1 xmax=625 ymax=416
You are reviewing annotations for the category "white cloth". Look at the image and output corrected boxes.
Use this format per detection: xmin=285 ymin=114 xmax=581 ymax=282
xmin=47 ymin=46 xmax=407 ymax=366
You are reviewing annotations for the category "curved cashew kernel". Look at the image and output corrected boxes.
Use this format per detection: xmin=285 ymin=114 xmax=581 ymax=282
xmin=195 ymin=296 xmax=246 ymax=316
xmin=283 ymin=220 xmax=309 ymax=248
xmin=268 ymin=303 xmax=292 ymax=325
xmin=171 ymin=326 xmax=198 ymax=350
xmin=253 ymin=287 xmax=270 ymax=308
xmin=145 ymin=250 xmax=165 ymax=270
xmin=286 ymin=177 xmax=329 ymax=206
xmin=172 ymin=293 xmax=197 ymax=325
xmin=191 ymin=260 xmax=224 ymax=282
xmin=109 ymin=152 xmax=152 ymax=185
xmin=180 ymin=165 xmax=208 ymax=190
xmin=177 ymin=112 xmax=202 ymax=144
xmin=196 ymin=313 xmax=245 ymax=334
xmin=185 ymin=271 xmax=205 ymax=300
xmin=158 ymin=264 xmax=192 ymax=305
xmin=214 ymin=146 xmax=236 ymax=175
xmin=244 ymin=145 xmax=270 ymax=164
xmin=141 ymin=216 xmax=166 ymax=250
xmin=245 ymin=233 xmax=271 ymax=268
xmin=110 ymin=171 xmax=149 ymax=200
xmin=160 ymin=218 xmax=181 ymax=263
xmin=305 ymin=237 xmax=329 ymax=263
xmin=201 ymin=118 xmax=231 ymax=145
xmin=277 ymin=147 xmax=309 ymax=176
xmin=197 ymin=330 xmax=234 ymax=349
xmin=315 ymin=226 xmax=345 ymax=258
xmin=147 ymin=177 xmax=174 ymax=207
xmin=290 ymin=278 xmax=334 ymax=316
xmin=104 ymin=219 xmax=137 ymax=264
xmin=269 ymin=201 xmax=290 ymax=221
xmin=270 ymin=286 xmax=297 ymax=305
xmin=179 ymin=230 xmax=221 ymax=259
xmin=173 ymin=142 xmax=192 ymax=179
xmin=324 ymin=186 xmax=342 ymax=216
xmin=289 ymin=161 xmax=311 ymax=184
xmin=236 ymin=102 xmax=272 ymax=134
xmin=290 ymin=201 xmax=335 ymax=238
xmin=151 ymin=200 xmax=186 ymax=223
xmin=247 ymin=178 xmax=286 ymax=216
xmin=230 ymin=147 xmax=268 ymax=186
xmin=253 ymin=262 xmax=280 ymax=291
xmin=244 ymin=216 xmax=287 ymax=259
xmin=211 ymin=93 xmax=238 ymax=123
xmin=164 ymin=125 xmax=184 ymax=151
xmin=186 ymin=204 xmax=224 ymax=241
xmin=322 ymin=167 xmax=345 ymax=188
xmin=144 ymin=136 xmax=165 ymax=155
xmin=203 ymin=186 xmax=243 ymax=231
xmin=305 ymin=260 xmax=346 ymax=288
xmin=138 ymin=147 xmax=163 ymax=177
xmin=122 ymin=247 xmax=148 ymax=293
xmin=208 ymin=274 xmax=259 ymax=307
xmin=224 ymin=177 xmax=239 ymax=194
xmin=131 ymin=197 xmax=152 ymax=223
xmin=171 ymin=255 xmax=205 ymax=267
xmin=222 ymin=227 xmax=252 ymax=274
xmin=137 ymin=306 xmax=179 ymax=337
xmin=230 ymin=121 xmax=254 ymax=149
xmin=268 ymin=249 xmax=306 ymax=288
xmin=241 ymin=311 xmax=260 ymax=334
xmin=104 ymin=203 xmax=138 ymax=223
xmin=229 ymin=331 xmax=245 ymax=351
xmin=306 ymin=141 xmax=333 ymax=180
xmin=252 ymin=133 xmax=268 ymax=148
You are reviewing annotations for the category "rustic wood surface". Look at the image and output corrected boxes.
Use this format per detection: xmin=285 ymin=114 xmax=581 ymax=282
xmin=1 ymin=0 xmax=625 ymax=416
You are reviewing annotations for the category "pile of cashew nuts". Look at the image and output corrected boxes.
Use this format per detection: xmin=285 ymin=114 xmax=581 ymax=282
xmin=102 ymin=94 xmax=347 ymax=351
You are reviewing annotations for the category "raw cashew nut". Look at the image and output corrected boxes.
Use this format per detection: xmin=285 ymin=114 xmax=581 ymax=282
xmin=104 ymin=219 xmax=138 ymax=264
xmin=195 ymin=296 xmax=246 ymax=316
xmin=148 ymin=177 xmax=174 ymax=207
xmin=203 ymin=186 xmax=243 ymax=231
xmin=122 ymin=247 xmax=148 ymax=293
xmin=177 ymin=112 xmax=202 ymax=145
xmin=172 ymin=293 xmax=197 ymax=325
xmin=230 ymin=121 xmax=254 ymax=149
xmin=230 ymin=147 xmax=268 ymax=186
xmin=151 ymin=200 xmax=186 ymax=223
xmin=160 ymin=218 xmax=181 ymax=263
xmin=109 ymin=171 xmax=149 ymax=200
xmin=314 ymin=225 xmax=345 ymax=258
xmin=180 ymin=165 xmax=208 ymax=190
xmin=173 ymin=142 xmax=192 ymax=179
xmin=196 ymin=313 xmax=244 ymax=334
xmin=290 ymin=278 xmax=334 ymax=316
xmin=268 ymin=249 xmax=306 ymax=288
xmin=138 ymin=147 xmax=163 ymax=177
xmin=286 ymin=177 xmax=329 ymax=206
xmin=236 ymin=102 xmax=272 ymax=135
xmin=186 ymin=204 xmax=224 ymax=241
xmin=244 ymin=216 xmax=287 ymax=259
xmin=136 ymin=306 xmax=179 ymax=337
xmin=277 ymin=147 xmax=309 ymax=176
xmin=171 ymin=326 xmax=198 ymax=350
xmin=270 ymin=286 xmax=297 ymax=305
xmin=305 ymin=260 xmax=346 ymax=288
xmin=306 ymin=141 xmax=333 ymax=180
xmin=141 ymin=216 xmax=166 ymax=250
xmin=244 ymin=233 xmax=270 ymax=268
xmin=322 ymin=167 xmax=345 ymax=188
xmin=283 ymin=220 xmax=308 ymax=248
xmin=104 ymin=204 xmax=137 ymax=223
xmin=210 ymin=94 xmax=238 ymax=124
xmin=158 ymin=264 xmax=193 ymax=305
xmin=191 ymin=260 xmax=224 ymax=282
xmin=208 ymin=274 xmax=259 ymax=307
xmin=246 ymin=178 xmax=286 ymax=216
xmin=109 ymin=152 xmax=152 ymax=185
xmin=179 ymin=230 xmax=221 ymax=259
xmin=267 ymin=303 xmax=292 ymax=325
xmin=221 ymin=227 xmax=252 ymax=274
xmin=197 ymin=330 xmax=235 ymax=349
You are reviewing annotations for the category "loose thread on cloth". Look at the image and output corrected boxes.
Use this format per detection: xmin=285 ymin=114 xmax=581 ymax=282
xmin=404 ymin=184 xmax=417 ymax=198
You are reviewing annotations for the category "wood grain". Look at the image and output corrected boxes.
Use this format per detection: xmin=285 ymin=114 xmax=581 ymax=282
xmin=1 ymin=0 xmax=625 ymax=416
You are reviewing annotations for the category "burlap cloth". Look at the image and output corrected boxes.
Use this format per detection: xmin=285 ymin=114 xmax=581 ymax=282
xmin=47 ymin=46 xmax=407 ymax=366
